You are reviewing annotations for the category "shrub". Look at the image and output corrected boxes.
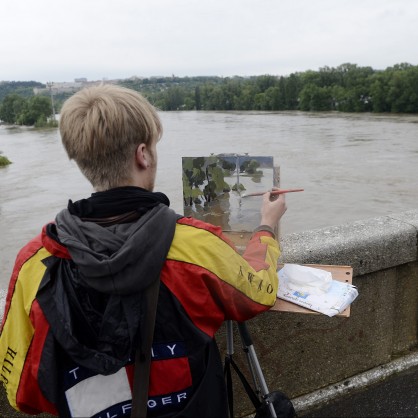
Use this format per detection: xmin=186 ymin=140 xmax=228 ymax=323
xmin=0 ymin=154 xmax=12 ymax=167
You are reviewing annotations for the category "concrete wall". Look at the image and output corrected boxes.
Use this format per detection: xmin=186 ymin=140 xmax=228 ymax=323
xmin=217 ymin=209 xmax=418 ymax=414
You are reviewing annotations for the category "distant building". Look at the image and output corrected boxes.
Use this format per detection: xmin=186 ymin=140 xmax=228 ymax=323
xmin=74 ymin=78 xmax=88 ymax=83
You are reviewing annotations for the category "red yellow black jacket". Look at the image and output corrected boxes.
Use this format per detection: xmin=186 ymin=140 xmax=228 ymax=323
xmin=0 ymin=206 xmax=280 ymax=417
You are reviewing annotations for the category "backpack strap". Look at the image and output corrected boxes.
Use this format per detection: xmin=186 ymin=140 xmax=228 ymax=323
xmin=131 ymin=277 xmax=160 ymax=418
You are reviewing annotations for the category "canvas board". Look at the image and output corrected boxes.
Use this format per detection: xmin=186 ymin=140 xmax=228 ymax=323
xmin=182 ymin=154 xmax=276 ymax=233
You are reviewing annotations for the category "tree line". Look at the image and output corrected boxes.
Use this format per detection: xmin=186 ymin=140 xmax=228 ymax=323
xmin=1 ymin=63 xmax=418 ymax=125
xmin=120 ymin=63 xmax=418 ymax=113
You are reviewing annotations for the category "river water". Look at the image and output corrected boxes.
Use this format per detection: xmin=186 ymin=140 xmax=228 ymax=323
xmin=1 ymin=111 xmax=418 ymax=289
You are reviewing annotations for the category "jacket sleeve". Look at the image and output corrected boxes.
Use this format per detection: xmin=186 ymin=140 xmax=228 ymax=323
xmin=162 ymin=218 xmax=280 ymax=337
xmin=0 ymin=235 xmax=58 ymax=415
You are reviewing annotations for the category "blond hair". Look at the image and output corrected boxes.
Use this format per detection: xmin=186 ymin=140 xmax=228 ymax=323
xmin=59 ymin=84 xmax=162 ymax=190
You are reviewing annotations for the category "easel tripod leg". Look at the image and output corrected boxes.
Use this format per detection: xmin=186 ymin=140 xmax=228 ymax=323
xmin=225 ymin=322 xmax=277 ymax=418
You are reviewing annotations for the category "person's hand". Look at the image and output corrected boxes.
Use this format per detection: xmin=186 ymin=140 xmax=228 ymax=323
xmin=259 ymin=189 xmax=287 ymax=230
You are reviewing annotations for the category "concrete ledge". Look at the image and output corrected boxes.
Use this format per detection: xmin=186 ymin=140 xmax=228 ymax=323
xmin=280 ymin=210 xmax=418 ymax=276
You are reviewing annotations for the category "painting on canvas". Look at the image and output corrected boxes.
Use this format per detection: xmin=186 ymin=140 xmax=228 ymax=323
xmin=182 ymin=154 xmax=275 ymax=232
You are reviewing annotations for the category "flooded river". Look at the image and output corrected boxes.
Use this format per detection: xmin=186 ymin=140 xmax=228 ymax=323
xmin=1 ymin=110 xmax=418 ymax=288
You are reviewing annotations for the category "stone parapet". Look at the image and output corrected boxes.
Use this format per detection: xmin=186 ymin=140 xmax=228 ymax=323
xmin=217 ymin=209 xmax=418 ymax=415
xmin=280 ymin=210 xmax=418 ymax=276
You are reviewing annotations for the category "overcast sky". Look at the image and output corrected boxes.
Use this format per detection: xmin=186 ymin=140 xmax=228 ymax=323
xmin=1 ymin=0 xmax=417 ymax=83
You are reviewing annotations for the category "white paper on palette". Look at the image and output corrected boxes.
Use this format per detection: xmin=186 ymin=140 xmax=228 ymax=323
xmin=277 ymin=264 xmax=359 ymax=317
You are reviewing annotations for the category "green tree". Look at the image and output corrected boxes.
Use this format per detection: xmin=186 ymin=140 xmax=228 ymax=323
xmin=299 ymin=84 xmax=332 ymax=111
xmin=273 ymin=77 xmax=287 ymax=110
xmin=284 ymin=74 xmax=300 ymax=110
xmin=301 ymin=70 xmax=321 ymax=87
xmin=263 ymin=87 xmax=279 ymax=110
xmin=221 ymin=78 xmax=242 ymax=110
xmin=370 ymin=75 xmax=390 ymax=113
xmin=0 ymin=94 xmax=27 ymax=124
xmin=234 ymin=84 xmax=256 ymax=110
xmin=163 ymin=86 xmax=188 ymax=110
xmin=387 ymin=66 xmax=418 ymax=113
xmin=317 ymin=66 xmax=342 ymax=87
xmin=195 ymin=86 xmax=202 ymax=110
xmin=255 ymin=75 xmax=278 ymax=92
xmin=18 ymin=95 xmax=52 ymax=125
xmin=254 ymin=92 xmax=268 ymax=110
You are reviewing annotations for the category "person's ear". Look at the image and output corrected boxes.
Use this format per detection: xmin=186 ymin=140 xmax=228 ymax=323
xmin=136 ymin=143 xmax=148 ymax=169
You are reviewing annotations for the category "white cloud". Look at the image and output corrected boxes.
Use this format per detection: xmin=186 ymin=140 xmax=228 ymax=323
xmin=1 ymin=0 xmax=417 ymax=82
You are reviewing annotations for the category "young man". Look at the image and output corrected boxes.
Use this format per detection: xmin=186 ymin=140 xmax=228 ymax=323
xmin=0 ymin=85 xmax=286 ymax=417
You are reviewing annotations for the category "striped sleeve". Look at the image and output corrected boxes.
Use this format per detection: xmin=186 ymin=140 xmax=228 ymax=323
xmin=161 ymin=218 xmax=280 ymax=337
xmin=0 ymin=235 xmax=57 ymax=414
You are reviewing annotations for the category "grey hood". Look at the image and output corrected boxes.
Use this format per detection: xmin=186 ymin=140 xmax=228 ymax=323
xmin=55 ymin=203 xmax=178 ymax=295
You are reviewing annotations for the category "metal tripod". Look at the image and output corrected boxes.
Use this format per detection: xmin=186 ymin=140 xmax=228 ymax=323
xmin=225 ymin=320 xmax=277 ymax=418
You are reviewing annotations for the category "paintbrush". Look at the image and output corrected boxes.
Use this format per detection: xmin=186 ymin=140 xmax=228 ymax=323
xmin=241 ymin=188 xmax=304 ymax=197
